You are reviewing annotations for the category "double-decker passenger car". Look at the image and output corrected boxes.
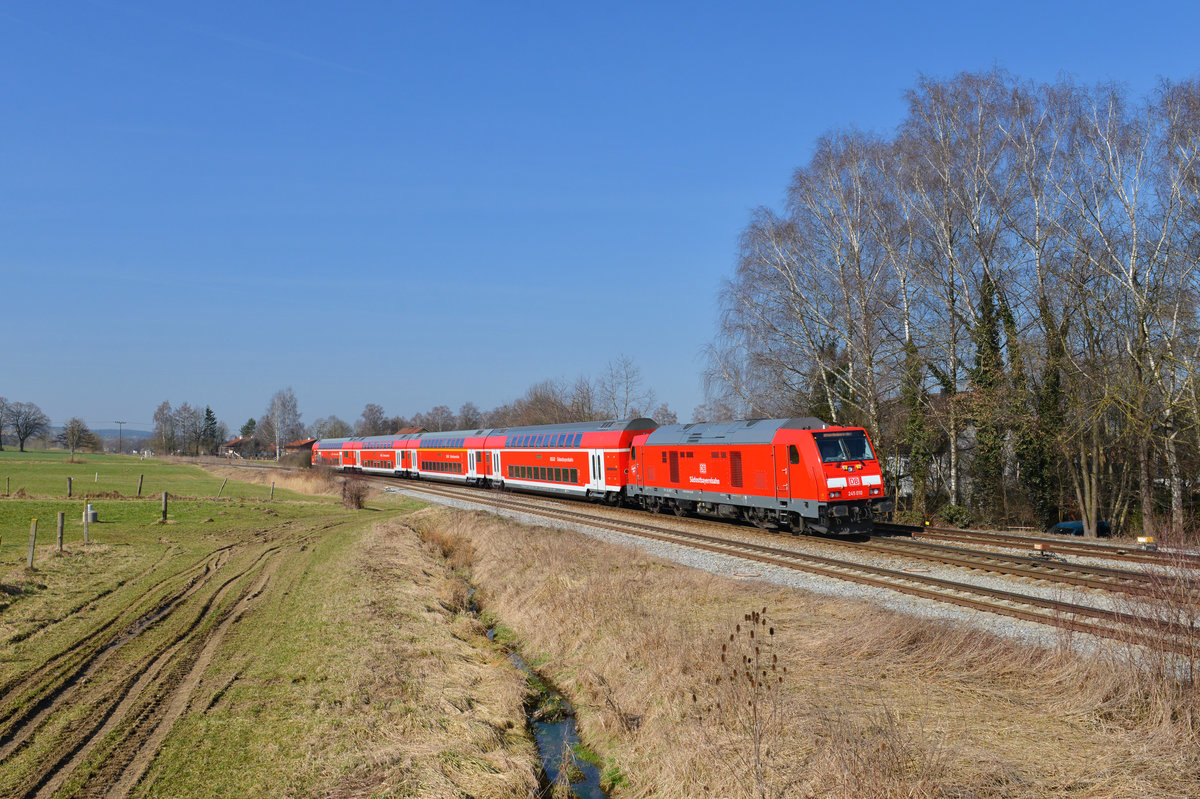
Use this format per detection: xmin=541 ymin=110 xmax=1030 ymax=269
xmin=312 ymin=418 xmax=656 ymax=504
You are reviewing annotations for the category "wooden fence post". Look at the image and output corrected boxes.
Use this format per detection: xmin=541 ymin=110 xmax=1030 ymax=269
xmin=137 ymin=474 xmax=144 ymax=497
xmin=270 ymin=482 xmax=275 ymax=501
xmin=161 ymin=491 xmax=168 ymax=522
xmin=27 ymin=520 xmax=37 ymax=569
xmin=57 ymin=512 xmax=64 ymax=553
xmin=216 ymin=478 xmax=228 ymax=498
xmin=67 ymin=477 xmax=72 ymax=498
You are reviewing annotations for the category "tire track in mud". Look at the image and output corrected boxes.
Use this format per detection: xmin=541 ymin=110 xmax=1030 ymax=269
xmin=101 ymin=565 xmax=277 ymax=798
xmin=3 ymin=547 xmax=182 ymax=648
xmin=31 ymin=558 xmax=280 ymax=799
xmin=0 ymin=549 xmax=233 ymax=759
xmin=4 ymin=522 xmax=330 ymax=799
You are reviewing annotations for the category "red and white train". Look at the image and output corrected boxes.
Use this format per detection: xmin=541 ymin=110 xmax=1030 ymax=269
xmin=314 ymin=416 xmax=891 ymax=535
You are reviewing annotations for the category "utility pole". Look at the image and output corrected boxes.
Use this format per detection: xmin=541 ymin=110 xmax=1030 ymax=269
xmin=114 ymin=421 xmax=126 ymax=454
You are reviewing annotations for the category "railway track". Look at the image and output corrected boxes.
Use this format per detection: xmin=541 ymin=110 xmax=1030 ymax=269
xmin=377 ymin=478 xmax=1200 ymax=656
xmin=831 ymin=536 xmax=1200 ymax=600
xmin=879 ymin=521 xmax=1200 ymax=568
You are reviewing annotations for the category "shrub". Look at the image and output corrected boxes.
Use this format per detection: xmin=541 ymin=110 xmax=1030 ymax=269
xmin=341 ymin=476 xmax=368 ymax=509
xmin=938 ymin=504 xmax=973 ymax=528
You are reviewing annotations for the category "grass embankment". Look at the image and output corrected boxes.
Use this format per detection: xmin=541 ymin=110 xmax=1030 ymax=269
xmin=422 ymin=508 xmax=1200 ymax=798
xmin=0 ymin=453 xmax=538 ymax=797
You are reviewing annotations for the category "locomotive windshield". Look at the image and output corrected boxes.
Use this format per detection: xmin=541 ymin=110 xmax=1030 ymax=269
xmin=813 ymin=431 xmax=875 ymax=463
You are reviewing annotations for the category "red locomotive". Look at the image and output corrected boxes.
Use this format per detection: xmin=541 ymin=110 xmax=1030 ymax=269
xmin=313 ymin=416 xmax=891 ymax=535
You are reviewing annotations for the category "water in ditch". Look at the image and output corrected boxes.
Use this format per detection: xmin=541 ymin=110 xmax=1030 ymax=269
xmin=487 ymin=627 xmax=608 ymax=798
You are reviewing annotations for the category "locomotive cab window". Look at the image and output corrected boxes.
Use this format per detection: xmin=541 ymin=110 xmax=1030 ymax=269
xmin=813 ymin=431 xmax=875 ymax=463
xmin=788 ymin=445 xmax=800 ymax=464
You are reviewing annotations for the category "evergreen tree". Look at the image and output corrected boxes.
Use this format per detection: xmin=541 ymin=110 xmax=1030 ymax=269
xmin=1018 ymin=300 xmax=1066 ymax=529
xmin=240 ymin=418 xmax=256 ymax=439
xmin=901 ymin=340 xmax=932 ymax=517
xmin=969 ymin=272 xmax=1005 ymax=522
xmin=200 ymin=407 xmax=219 ymax=455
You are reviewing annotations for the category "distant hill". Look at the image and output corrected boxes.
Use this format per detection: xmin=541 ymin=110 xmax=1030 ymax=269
xmin=92 ymin=428 xmax=152 ymax=439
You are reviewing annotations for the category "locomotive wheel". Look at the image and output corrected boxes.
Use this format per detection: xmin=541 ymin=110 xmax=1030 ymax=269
xmin=673 ymin=502 xmax=689 ymax=517
xmin=748 ymin=507 xmax=774 ymax=530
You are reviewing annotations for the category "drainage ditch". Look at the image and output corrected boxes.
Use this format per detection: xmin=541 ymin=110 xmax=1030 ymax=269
xmin=468 ymin=590 xmax=609 ymax=797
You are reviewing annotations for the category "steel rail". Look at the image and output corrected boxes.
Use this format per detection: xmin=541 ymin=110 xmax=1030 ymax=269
xmin=878 ymin=522 xmax=1200 ymax=568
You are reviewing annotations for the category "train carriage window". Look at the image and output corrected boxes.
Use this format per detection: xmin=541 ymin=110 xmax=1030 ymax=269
xmin=554 ymin=468 xmax=562 ymax=482
xmin=789 ymin=445 xmax=800 ymax=464
xmin=541 ymin=467 xmax=548 ymax=480
xmin=570 ymin=468 xmax=578 ymax=483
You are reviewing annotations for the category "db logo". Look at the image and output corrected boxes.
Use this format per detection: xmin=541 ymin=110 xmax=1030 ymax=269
xmin=699 ymin=464 xmax=707 ymax=474
xmin=849 ymin=476 xmax=862 ymax=487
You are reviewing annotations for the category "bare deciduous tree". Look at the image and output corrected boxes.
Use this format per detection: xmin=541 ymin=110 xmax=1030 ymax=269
xmin=597 ymin=355 xmax=655 ymax=418
xmin=57 ymin=417 xmax=99 ymax=457
xmin=311 ymin=416 xmax=352 ymax=439
xmin=260 ymin=388 xmax=304 ymax=460
xmin=10 ymin=401 xmax=49 ymax=452
xmin=356 ymin=403 xmax=390 ymax=436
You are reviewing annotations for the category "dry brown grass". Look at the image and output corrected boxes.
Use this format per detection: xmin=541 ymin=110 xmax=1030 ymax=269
xmin=418 ymin=507 xmax=1200 ymax=798
xmin=291 ymin=518 xmax=538 ymax=798
xmin=200 ymin=462 xmax=343 ymax=497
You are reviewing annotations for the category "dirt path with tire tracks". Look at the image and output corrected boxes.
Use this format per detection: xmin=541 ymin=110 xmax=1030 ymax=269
xmin=0 ymin=524 xmax=319 ymax=799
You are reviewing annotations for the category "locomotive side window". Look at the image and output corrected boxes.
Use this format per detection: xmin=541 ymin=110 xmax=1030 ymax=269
xmin=789 ymin=445 xmax=800 ymax=464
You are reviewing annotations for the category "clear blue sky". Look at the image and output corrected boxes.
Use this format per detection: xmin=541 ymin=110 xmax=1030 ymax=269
xmin=3 ymin=1 xmax=1196 ymax=433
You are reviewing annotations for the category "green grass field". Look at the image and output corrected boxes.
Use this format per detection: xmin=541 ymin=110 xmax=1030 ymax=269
xmin=0 ymin=454 xmax=537 ymax=798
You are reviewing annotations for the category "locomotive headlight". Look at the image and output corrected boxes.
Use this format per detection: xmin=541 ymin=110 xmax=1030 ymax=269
xmin=829 ymin=490 xmax=841 ymax=498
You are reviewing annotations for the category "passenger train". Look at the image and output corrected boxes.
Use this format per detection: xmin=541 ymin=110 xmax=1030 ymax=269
xmin=313 ymin=417 xmax=892 ymax=535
